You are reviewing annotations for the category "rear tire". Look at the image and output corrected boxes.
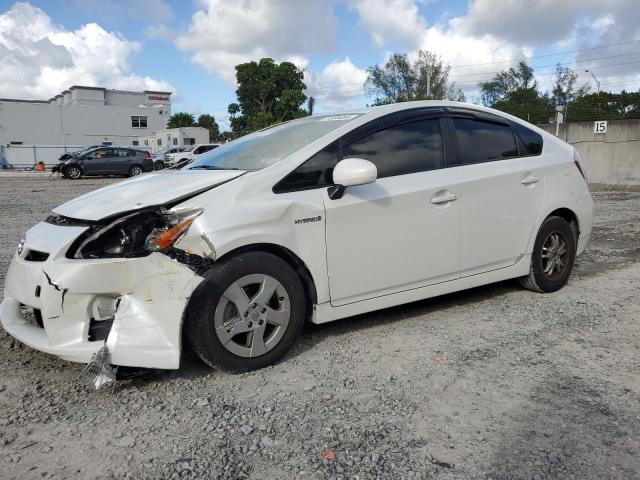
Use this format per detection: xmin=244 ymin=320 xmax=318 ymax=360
xmin=184 ymin=252 xmax=306 ymax=372
xmin=129 ymin=165 xmax=143 ymax=177
xmin=519 ymin=216 xmax=576 ymax=293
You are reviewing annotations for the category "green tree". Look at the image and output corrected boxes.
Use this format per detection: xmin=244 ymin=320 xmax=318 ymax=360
xmin=307 ymin=96 xmax=316 ymax=115
xmin=567 ymin=90 xmax=640 ymax=122
xmin=167 ymin=112 xmax=196 ymax=128
xmin=228 ymin=58 xmax=307 ymax=135
xmin=551 ymin=64 xmax=591 ymax=122
xmin=479 ymin=62 xmax=554 ymax=124
xmin=365 ymin=50 xmax=464 ymax=105
xmin=197 ymin=114 xmax=220 ymax=142
xmin=479 ymin=61 xmax=537 ymax=105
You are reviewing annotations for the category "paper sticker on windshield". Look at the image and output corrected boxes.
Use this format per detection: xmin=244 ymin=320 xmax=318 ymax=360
xmin=318 ymin=114 xmax=359 ymax=122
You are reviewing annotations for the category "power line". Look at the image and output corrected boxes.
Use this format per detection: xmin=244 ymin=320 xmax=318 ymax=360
xmin=449 ymin=52 xmax=640 ymax=80
xmin=448 ymin=39 xmax=640 ymax=69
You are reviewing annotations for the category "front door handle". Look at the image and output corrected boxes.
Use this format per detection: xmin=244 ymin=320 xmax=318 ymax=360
xmin=521 ymin=176 xmax=540 ymax=185
xmin=431 ymin=192 xmax=458 ymax=204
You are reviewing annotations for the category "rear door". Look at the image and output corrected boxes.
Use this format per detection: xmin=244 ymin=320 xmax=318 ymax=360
xmin=447 ymin=111 xmax=545 ymax=276
xmin=113 ymin=148 xmax=135 ymax=174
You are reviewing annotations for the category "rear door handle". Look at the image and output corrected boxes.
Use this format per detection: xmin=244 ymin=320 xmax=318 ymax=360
xmin=431 ymin=192 xmax=458 ymax=204
xmin=520 ymin=176 xmax=540 ymax=185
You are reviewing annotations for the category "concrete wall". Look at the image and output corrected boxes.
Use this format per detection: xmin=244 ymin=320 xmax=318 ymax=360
xmin=0 ymin=101 xmax=168 ymax=146
xmin=538 ymin=120 xmax=640 ymax=185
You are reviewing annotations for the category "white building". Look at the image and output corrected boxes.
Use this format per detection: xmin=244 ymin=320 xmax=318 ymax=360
xmin=137 ymin=127 xmax=210 ymax=152
xmin=0 ymin=85 xmax=172 ymax=147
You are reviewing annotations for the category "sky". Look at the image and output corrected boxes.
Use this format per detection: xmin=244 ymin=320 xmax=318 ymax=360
xmin=1 ymin=0 xmax=639 ymax=130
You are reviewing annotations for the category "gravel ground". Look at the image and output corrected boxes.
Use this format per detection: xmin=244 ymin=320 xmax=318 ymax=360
xmin=1 ymin=173 xmax=639 ymax=480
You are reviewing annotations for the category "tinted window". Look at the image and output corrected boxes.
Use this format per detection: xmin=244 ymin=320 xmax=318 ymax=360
xmin=452 ymin=118 xmax=518 ymax=165
xmin=512 ymin=122 xmax=543 ymax=155
xmin=115 ymin=149 xmax=131 ymax=157
xmin=342 ymin=119 xmax=444 ymax=178
xmin=273 ymin=142 xmax=338 ymax=193
xmin=85 ymin=148 xmax=114 ymax=159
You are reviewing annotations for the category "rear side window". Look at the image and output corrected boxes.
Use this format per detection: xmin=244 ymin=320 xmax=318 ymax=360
xmin=342 ymin=118 xmax=444 ymax=178
xmin=273 ymin=142 xmax=339 ymax=193
xmin=512 ymin=122 xmax=543 ymax=155
xmin=452 ymin=118 xmax=518 ymax=165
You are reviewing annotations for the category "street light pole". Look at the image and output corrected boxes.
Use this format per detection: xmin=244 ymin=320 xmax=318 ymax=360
xmin=585 ymin=69 xmax=600 ymax=96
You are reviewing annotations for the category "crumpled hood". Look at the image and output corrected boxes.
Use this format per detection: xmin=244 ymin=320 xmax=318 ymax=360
xmin=52 ymin=170 xmax=245 ymax=221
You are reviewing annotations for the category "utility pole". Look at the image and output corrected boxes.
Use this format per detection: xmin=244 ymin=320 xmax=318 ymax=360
xmin=585 ymin=69 xmax=600 ymax=96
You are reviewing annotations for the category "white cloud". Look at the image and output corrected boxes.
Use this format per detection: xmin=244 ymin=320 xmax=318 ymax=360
xmin=348 ymin=0 xmax=427 ymax=48
xmin=175 ymin=0 xmax=337 ymax=84
xmin=348 ymin=0 xmax=640 ymax=99
xmin=0 ymin=2 xmax=174 ymax=99
xmin=306 ymin=57 xmax=368 ymax=111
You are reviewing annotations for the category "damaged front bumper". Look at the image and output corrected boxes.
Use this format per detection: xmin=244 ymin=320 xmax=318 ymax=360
xmin=0 ymin=221 xmax=203 ymax=369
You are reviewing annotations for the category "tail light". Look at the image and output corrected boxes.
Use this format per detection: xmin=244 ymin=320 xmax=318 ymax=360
xmin=145 ymin=152 xmax=152 ymax=161
xmin=573 ymin=149 xmax=588 ymax=185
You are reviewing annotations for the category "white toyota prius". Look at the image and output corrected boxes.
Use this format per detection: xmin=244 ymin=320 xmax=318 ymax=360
xmin=1 ymin=101 xmax=593 ymax=378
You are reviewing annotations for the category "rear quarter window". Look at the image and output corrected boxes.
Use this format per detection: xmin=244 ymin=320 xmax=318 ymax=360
xmin=512 ymin=122 xmax=543 ymax=155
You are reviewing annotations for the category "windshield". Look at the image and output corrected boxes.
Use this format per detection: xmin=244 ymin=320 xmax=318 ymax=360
xmin=187 ymin=114 xmax=362 ymax=171
xmin=183 ymin=146 xmax=195 ymax=152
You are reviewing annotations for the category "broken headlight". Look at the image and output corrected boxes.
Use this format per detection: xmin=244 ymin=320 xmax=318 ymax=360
xmin=70 ymin=208 xmax=202 ymax=259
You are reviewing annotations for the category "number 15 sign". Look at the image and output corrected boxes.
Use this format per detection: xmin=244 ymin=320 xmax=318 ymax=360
xmin=594 ymin=121 xmax=607 ymax=134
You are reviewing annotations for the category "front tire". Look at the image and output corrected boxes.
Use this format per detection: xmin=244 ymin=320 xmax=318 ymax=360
xmin=519 ymin=216 xmax=576 ymax=293
xmin=185 ymin=252 xmax=306 ymax=372
xmin=65 ymin=165 xmax=82 ymax=179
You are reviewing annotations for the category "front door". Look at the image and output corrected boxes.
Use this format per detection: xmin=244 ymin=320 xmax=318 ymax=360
xmin=81 ymin=148 xmax=113 ymax=174
xmin=323 ymin=116 xmax=461 ymax=306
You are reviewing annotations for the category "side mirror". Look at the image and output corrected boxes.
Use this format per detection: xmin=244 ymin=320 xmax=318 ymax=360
xmin=329 ymin=158 xmax=377 ymax=200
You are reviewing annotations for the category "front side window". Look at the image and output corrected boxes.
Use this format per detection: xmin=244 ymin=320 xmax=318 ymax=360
xmin=342 ymin=118 xmax=444 ymax=178
xmin=131 ymin=116 xmax=148 ymax=128
xmin=452 ymin=118 xmax=518 ymax=165
xmin=85 ymin=148 xmax=113 ymax=159
xmin=274 ymin=142 xmax=338 ymax=193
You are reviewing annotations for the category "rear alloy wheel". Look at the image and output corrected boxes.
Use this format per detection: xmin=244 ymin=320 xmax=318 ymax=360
xmin=65 ymin=165 xmax=82 ymax=179
xmin=185 ymin=252 xmax=306 ymax=372
xmin=519 ymin=216 xmax=576 ymax=293
xmin=129 ymin=165 xmax=143 ymax=177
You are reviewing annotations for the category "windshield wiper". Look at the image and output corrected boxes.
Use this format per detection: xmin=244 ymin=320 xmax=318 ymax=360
xmin=189 ymin=166 xmax=243 ymax=170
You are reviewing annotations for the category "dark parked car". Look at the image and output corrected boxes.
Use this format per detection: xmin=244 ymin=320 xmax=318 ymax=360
xmin=58 ymin=147 xmax=153 ymax=179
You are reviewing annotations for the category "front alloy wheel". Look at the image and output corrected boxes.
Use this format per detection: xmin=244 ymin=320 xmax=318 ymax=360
xmin=185 ymin=251 xmax=305 ymax=371
xmin=66 ymin=166 xmax=82 ymax=179
xmin=214 ymin=274 xmax=290 ymax=358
